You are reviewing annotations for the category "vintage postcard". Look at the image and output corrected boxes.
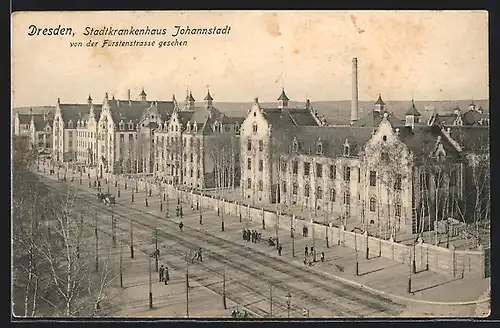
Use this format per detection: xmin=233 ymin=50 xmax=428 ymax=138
xmin=11 ymin=10 xmax=490 ymax=319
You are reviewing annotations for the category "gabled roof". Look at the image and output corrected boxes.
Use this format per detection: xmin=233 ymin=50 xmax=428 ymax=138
xmin=17 ymin=113 xmax=32 ymax=125
xmin=33 ymin=115 xmax=51 ymax=131
xmin=261 ymin=107 xmax=319 ymax=128
xmin=274 ymin=125 xmax=374 ymax=158
xmin=447 ymin=126 xmax=489 ymax=153
xmin=353 ymin=110 xmax=404 ymax=127
xmin=58 ymin=104 xmax=90 ymax=126
xmin=396 ymin=125 xmax=461 ymax=161
xmin=430 ymin=113 xmax=458 ymax=126
xmin=461 ymin=109 xmax=485 ymax=126
xmin=405 ymin=100 xmax=421 ymax=116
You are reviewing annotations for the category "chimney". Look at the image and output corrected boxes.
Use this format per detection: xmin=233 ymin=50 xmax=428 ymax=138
xmin=127 ymin=89 xmax=131 ymax=101
xmin=350 ymin=57 xmax=359 ymax=125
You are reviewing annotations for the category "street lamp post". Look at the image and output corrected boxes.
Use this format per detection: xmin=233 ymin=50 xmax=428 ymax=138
xmin=221 ymin=198 xmax=225 ymax=232
xmin=286 ymin=293 xmax=291 ymax=319
xmin=355 ymin=230 xmax=359 ymax=276
xmin=408 ymin=249 xmax=412 ymax=293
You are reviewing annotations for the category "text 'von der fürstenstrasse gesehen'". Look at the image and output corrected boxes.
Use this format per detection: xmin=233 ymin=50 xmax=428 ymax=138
xmin=27 ymin=25 xmax=232 ymax=49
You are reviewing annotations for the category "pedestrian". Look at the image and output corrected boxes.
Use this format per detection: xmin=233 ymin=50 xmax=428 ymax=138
xmin=278 ymin=245 xmax=283 ymax=256
xmin=303 ymin=257 xmax=308 ymax=265
xmin=242 ymin=229 xmax=246 ymax=241
xmin=179 ymin=221 xmax=184 ymax=232
xmin=305 ymin=245 xmax=309 ymax=257
xmin=321 ymin=252 xmax=325 ymax=262
xmin=197 ymin=248 xmax=203 ymax=262
xmin=164 ymin=267 xmax=169 ymax=285
xmin=159 ymin=265 xmax=164 ymax=282
xmin=302 ymin=226 xmax=306 ymax=237
xmin=246 ymin=229 xmax=251 ymax=242
xmin=251 ymin=230 xmax=256 ymax=243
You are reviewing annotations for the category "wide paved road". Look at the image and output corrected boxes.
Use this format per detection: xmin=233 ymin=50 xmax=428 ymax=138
xmin=41 ymin=172 xmax=404 ymax=318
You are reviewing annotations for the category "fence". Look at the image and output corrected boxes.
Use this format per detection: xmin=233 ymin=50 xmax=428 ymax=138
xmin=113 ymin=174 xmax=488 ymax=280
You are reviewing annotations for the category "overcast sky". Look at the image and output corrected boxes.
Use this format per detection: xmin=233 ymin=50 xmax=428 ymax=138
xmin=11 ymin=10 xmax=488 ymax=107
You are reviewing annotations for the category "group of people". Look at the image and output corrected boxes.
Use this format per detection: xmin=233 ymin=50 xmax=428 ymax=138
xmin=159 ymin=265 xmax=170 ymax=285
xmin=242 ymin=229 xmax=261 ymax=243
xmin=303 ymin=245 xmax=325 ymax=266
xmin=231 ymin=309 xmax=249 ymax=318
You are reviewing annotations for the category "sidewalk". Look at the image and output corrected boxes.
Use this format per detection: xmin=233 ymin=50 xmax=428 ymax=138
xmin=37 ymin=164 xmax=491 ymax=310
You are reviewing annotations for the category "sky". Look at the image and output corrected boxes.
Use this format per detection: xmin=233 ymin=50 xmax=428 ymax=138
xmin=11 ymin=11 xmax=488 ymax=107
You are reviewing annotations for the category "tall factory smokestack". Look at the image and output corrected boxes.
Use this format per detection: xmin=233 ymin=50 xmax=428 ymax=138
xmin=350 ymin=57 xmax=359 ymax=125
xmin=127 ymin=89 xmax=131 ymax=101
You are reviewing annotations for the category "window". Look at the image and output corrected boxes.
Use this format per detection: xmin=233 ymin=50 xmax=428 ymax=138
xmin=317 ymin=143 xmax=323 ymax=155
xmin=292 ymin=140 xmax=299 ymax=152
xmin=190 ymin=169 xmax=193 ymax=177
xmin=344 ymin=166 xmax=351 ymax=181
xmin=119 ymin=122 xmax=124 ymax=130
xmin=292 ymin=161 xmax=298 ymax=174
xmin=281 ymin=161 xmax=287 ymax=173
xmin=316 ymin=163 xmax=322 ymax=178
xmin=304 ymin=162 xmax=310 ymax=176
xmin=247 ymin=158 xmax=252 ymax=170
xmin=252 ymin=123 xmax=258 ymax=133
xmin=449 ymin=170 xmax=457 ymax=187
xmin=369 ymin=197 xmax=377 ymax=212
xmin=344 ymin=144 xmax=350 ymax=156
xmin=247 ymin=140 xmax=252 ymax=151
xmin=282 ymin=181 xmax=287 ymax=193
xmin=395 ymin=204 xmax=402 ymax=217
xmin=394 ymin=174 xmax=402 ymax=190
xmin=197 ymin=170 xmax=200 ymax=179
xmin=316 ymin=186 xmax=323 ymax=199
xmin=259 ymin=160 xmax=263 ymax=171
xmin=329 ymin=165 xmax=336 ymax=179
xmin=305 ymin=184 xmax=310 ymax=197
xmin=258 ymin=180 xmax=263 ymax=191
xmin=190 ymin=153 xmax=193 ymax=162
xmin=259 ymin=140 xmax=263 ymax=151
xmin=369 ymin=171 xmax=377 ymax=186
xmin=330 ymin=188 xmax=336 ymax=202
xmin=344 ymin=191 xmax=350 ymax=205
xmin=247 ymin=178 xmax=252 ymax=189
xmin=292 ymin=183 xmax=298 ymax=195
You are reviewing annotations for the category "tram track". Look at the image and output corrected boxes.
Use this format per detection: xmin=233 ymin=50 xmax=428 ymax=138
xmin=45 ymin=176 xmax=404 ymax=317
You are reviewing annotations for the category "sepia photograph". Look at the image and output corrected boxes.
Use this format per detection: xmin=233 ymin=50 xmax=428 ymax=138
xmin=11 ymin=10 xmax=490 ymax=319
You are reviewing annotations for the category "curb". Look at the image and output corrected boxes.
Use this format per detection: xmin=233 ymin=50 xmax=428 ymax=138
xmin=44 ymin=170 xmax=490 ymax=308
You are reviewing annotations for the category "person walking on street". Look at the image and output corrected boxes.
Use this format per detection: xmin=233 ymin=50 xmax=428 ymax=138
xmin=159 ymin=265 xmax=164 ymax=282
xmin=242 ymin=229 xmax=247 ymax=241
xmin=303 ymin=257 xmax=308 ymax=265
xmin=320 ymin=252 xmax=325 ymax=262
xmin=304 ymin=245 xmax=309 ymax=257
xmin=164 ymin=267 xmax=170 ymax=285
xmin=278 ymin=245 xmax=283 ymax=256
xmin=302 ymin=226 xmax=306 ymax=237
xmin=197 ymin=248 xmax=203 ymax=262
xmin=179 ymin=221 xmax=184 ymax=232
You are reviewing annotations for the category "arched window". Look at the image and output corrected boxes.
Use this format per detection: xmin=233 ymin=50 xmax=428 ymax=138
xmin=293 ymin=140 xmax=299 ymax=152
xmin=316 ymin=186 xmax=323 ymax=199
xmin=292 ymin=182 xmax=298 ymax=195
xmin=344 ymin=191 xmax=350 ymax=205
xmin=395 ymin=203 xmax=402 ymax=217
xmin=330 ymin=188 xmax=336 ymax=202
xmin=369 ymin=197 xmax=377 ymax=212
xmin=304 ymin=184 xmax=310 ymax=197
xmin=247 ymin=178 xmax=252 ymax=189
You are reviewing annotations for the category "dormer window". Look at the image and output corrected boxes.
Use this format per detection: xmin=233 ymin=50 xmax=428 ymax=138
xmin=316 ymin=141 xmax=323 ymax=155
xmin=292 ymin=138 xmax=299 ymax=152
xmin=343 ymin=142 xmax=350 ymax=157
xmin=186 ymin=121 xmax=191 ymax=132
xmin=119 ymin=121 xmax=124 ymax=130
xmin=68 ymin=120 xmax=73 ymax=128
xmin=252 ymin=123 xmax=258 ymax=133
